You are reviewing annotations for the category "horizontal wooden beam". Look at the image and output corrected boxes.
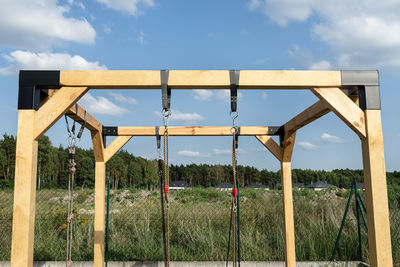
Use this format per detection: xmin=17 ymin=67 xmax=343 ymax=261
xmin=117 ymin=126 xmax=275 ymax=136
xmin=66 ymin=104 xmax=102 ymax=133
xmin=59 ymin=70 xmax=342 ymax=89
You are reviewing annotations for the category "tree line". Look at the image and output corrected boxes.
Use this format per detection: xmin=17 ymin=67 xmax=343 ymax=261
xmin=1 ymin=133 xmax=399 ymax=190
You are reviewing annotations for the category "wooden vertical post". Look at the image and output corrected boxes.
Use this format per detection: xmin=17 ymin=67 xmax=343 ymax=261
xmin=361 ymin=110 xmax=393 ymax=266
xmin=281 ymin=132 xmax=296 ymax=267
xmin=92 ymin=130 xmax=105 ymax=267
xmin=10 ymin=110 xmax=38 ymax=267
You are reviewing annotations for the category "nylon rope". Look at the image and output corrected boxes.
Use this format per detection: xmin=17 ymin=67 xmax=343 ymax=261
xmin=232 ymin=130 xmax=237 ymax=267
xmin=163 ymin=111 xmax=171 ymax=267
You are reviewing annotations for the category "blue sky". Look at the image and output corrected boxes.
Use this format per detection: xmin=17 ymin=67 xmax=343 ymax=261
xmin=0 ymin=0 xmax=399 ymax=171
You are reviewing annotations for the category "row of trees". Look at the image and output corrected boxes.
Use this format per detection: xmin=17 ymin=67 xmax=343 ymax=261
xmin=1 ymin=133 xmax=399 ymax=190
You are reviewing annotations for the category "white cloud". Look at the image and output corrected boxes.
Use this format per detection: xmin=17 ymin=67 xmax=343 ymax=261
xmin=320 ymin=133 xmax=345 ymax=143
xmin=213 ymin=148 xmax=231 ymax=155
xmin=95 ymin=0 xmax=154 ymax=15
xmin=309 ymin=60 xmax=332 ymax=70
xmin=248 ymin=0 xmax=400 ymax=69
xmin=108 ymin=92 xmax=137 ymax=104
xmin=298 ymin=141 xmax=319 ymax=151
xmin=0 ymin=0 xmax=95 ymax=50
xmin=193 ymin=90 xmax=214 ymax=101
xmin=215 ymin=90 xmax=243 ymax=102
xmin=177 ymin=150 xmax=202 ymax=157
xmin=0 ymin=51 xmax=106 ymax=76
xmin=154 ymin=109 xmax=205 ymax=123
xmin=78 ymin=93 xmax=129 ymax=116
xmin=103 ymin=25 xmax=112 ymax=33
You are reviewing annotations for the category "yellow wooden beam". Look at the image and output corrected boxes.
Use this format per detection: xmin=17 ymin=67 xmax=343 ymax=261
xmin=255 ymin=135 xmax=283 ymax=162
xmin=34 ymin=87 xmax=88 ymax=140
xmin=361 ymin=110 xmax=393 ymax=266
xmin=117 ymin=126 xmax=274 ymax=136
xmin=94 ymin=161 xmax=106 ymax=267
xmin=104 ymin=136 xmax=133 ymax=163
xmin=59 ymin=70 xmax=342 ymax=89
xmin=311 ymin=87 xmax=366 ymax=139
xmin=91 ymin=130 xmax=105 ymax=162
xmin=66 ymin=104 xmax=102 ymax=133
xmin=11 ymin=110 xmax=38 ymax=267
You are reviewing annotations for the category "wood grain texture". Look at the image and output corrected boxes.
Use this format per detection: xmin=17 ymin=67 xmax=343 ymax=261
xmin=66 ymin=104 xmax=102 ymax=133
xmin=60 ymin=70 xmax=342 ymax=89
xmin=312 ymin=87 xmax=366 ymax=139
xmin=104 ymin=136 xmax=133 ymax=163
xmin=11 ymin=110 xmax=38 ymax=267
xmin=34 ymin=87 xmax=88 ymax=139
xmin=255 ymin=135 xmax=283 ymax=162
xmin=91 ymin=130 xmax=105 ymax=162
xmin=361 ymin=110 xmax=393 ymax=267
xmin=281 ymin=162 xmax=296 ymax=267
xmin=282 ymin=132 xmax=296 ymax=163
xmin=94 ymin=161 xmax=106 ymax=267
xmin=118 ymin=126 xmax=272 ymax=136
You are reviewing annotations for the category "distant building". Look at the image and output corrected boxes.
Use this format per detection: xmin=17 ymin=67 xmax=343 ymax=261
xmin=216 ymin=182 xmax=233 ymax=191
xmin=356 ymin=183 xmax=365 ymax=190
xmin=169 ymin=180 xmax=191 ymax=190
xmin=246 ymin=183 xmax=269 ymax=190
xmin=306 ymin=181 xmax=337 ymax=191
xmin=292 ymin=182 xmax=305 ymax=189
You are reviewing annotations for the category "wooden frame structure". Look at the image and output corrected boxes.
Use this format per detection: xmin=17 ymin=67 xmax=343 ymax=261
xmin=11 ymin=70 xmax=392 ymax=267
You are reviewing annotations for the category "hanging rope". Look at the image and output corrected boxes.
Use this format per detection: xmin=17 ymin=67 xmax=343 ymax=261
xmin=64 ymin=107 xmax=87 ymax=267
xmin=163 ymin=110 xmax=171 ymax=267
xmin=157 ymin=127 xmax=168 ymax=267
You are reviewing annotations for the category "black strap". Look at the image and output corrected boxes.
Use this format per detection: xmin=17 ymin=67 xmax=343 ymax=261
xmin=235 ymin=126 xmax=240 ymax=149
xmin=161 ymin=70 xmax=170 ymax=111
xmin=230 ymin=70 xmax=240 ymax=113
xmin=156 ymin=126 xmax=161 ymax=149
xmin=77 ymin=111 xmax=87 ymax=139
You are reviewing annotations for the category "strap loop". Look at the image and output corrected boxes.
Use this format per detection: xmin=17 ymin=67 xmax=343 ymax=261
xmin=156 ymin=126 xmax=161 ymax=150
xmin=230 ymin=70 xmax=240 ymax=113
xmin=161 ymin=70 xmax=171 ymax=112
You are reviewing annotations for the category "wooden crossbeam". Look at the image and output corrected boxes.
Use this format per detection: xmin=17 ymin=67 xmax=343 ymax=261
xmin=117 ymin=126 xmax=276 ymax=136
xmin=66 ymin=104 xmax=102 ymax=133
xmin=104 ymin=136 xmax=133 ymax=163
xmin=60 ymin=70 xmax=342 ymax=89
xmin=311 ymin=87 xmax=366 ymax=139
xmin=255 ymin=136 xmax=283 ymax=162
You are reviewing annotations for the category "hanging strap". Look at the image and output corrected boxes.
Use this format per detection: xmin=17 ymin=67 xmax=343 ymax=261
xmin=230 ymin=70 xmax=240 ymax=113
xmin=161 ymin=70 xmax=171 ymax=112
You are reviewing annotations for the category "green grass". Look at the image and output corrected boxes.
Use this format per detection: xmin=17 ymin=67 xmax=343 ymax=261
xmin=0 ymin=187 xmax=399 ymax=264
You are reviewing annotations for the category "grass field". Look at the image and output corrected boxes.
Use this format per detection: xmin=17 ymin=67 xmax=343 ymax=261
xmin=0 ymin=187 xmax=399 ymax=264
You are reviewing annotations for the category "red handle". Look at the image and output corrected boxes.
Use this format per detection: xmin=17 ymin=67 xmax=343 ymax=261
xmin=233 ymin=188 xmax=238 ymax=197
xmin=164 ymin=185 xmax=169 ymax=194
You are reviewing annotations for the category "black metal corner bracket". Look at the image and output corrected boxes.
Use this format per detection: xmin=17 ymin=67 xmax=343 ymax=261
xmin=102 ymin=126 xmax=118 ymax=148
xmin=18 ymin=70 xmax=61 ymax=110
xmin=230 ymin=70 xmax=240 ymax=113
xmin=341 ymin=70 xmax=380 ymax=110
xmin=161 ymin=70 xmax=170 ymax=111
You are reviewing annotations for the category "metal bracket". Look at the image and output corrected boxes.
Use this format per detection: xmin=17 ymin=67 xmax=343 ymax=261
xmin=341 ymin=70 xmax=380 ymax=110
xmin=161 ymin=70 xmax=170 ymax=111
xmin=102 ymin=126 xmax=118 ymax=148
xmin=230 ymin=70 xmax=240 ymax=113
xmin=18 ymin=70 xmax=60 ymax=110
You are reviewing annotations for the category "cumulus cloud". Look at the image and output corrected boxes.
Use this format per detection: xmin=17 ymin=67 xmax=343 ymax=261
xmin=177 ymin=150 xmax=202 ymax=157
xmin=193 ymin=90 xmax=214 ymax=101
xmin=154 ymin=109 xmax=205 ymax=123
xmin=320 ymin=133 xmax=345 ymax=143
xmin=0 ymin=50 xmax=106 ymax=76
xmin=78 ymin=93 xmax=129 ymax=116
xmin=248 ymin=0 xmax=400 ymax=69
xmin=95 ymin=0 xmax=154 ymax=15
xmin=0 ymin=0 xmax=95 ymax=49
xmin=108 ymin=92 xmax=137 ymax=104
xmin=309 ymin=60 xmax=332 ymax=70
xmin=298 ymin=141 xmax=319 ymax=151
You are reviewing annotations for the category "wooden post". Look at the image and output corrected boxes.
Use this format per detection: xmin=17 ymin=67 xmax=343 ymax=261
xmin=92 ymin=130 xmax=105 ymax=267
xmin=361 ymin=110 xmax=393 ymax=266
xmin=281 ymin=132 xmax=296 ymax=267
xmin=11 ymin=110 xmax=38 ymax=267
